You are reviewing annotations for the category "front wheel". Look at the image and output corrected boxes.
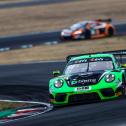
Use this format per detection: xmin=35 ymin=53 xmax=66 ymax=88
xmin=108 ymin=27 xmax=114 ymax=37
xmin=121 ymin=77 xmax=126 ymax=97
xmin=84 ymin=29 xmax=91 ymax=39
xmin=60 ymin=36 xmax=72 ymax=41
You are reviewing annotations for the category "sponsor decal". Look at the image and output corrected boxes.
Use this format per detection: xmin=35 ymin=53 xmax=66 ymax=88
xmin=71 ymin=79 xmax=96 ymax=85
xmin=71 ymin=80 xmax=77 ymax=85
xmin=78 ymin=79 xmax=96 ymax=83
xmin=70 ymin=57 xmax=112 ymax=64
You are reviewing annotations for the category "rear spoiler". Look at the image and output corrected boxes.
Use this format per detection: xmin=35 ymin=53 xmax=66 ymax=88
xmin=66 ymin=50 xmax=126 ymax=64
xmin=96 ymin=18 xmax=112 ymax=23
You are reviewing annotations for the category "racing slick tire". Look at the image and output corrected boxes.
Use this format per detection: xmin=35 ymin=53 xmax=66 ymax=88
xmin=122 ymin=77 xmax=126 ymax=97
xmin=115 ymin=76 xmax=126 ymax=98
xmin=108 ymin=27 xmax=114 ymax=37
xmin=60 ymin=36 xmax=72 ymax=41
xmin=84 ymin=29 xmax=91 ymax=39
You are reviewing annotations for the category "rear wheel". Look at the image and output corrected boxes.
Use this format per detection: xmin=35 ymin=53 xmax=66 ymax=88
xmin=122 ymin=77 xmax=126 ymax=97
xmin=84 ymin=29 xmax=91 ymax=39
xmin=108 ymin=27 xmax=114 ymax=37
xmin=60 ymin=36 xmax=72 ymax=41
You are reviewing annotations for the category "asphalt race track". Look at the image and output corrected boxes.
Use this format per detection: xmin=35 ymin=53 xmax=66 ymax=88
xmin=0 ymin=23 xmax=126 ymax=49
xmin=0 ymin=0 xmax=76 ymax=9
xmin=1 ymin=61 xmax=126 ymax=126
xmin=0 ymin=61 xmax=65 ymax=101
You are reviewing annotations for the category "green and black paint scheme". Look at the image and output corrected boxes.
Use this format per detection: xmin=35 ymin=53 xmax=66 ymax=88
xmin=49 ymin=51 xmax=126 ymax=105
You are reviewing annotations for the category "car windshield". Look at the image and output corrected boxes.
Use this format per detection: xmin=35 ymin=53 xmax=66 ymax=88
xmin=64 ymin=57 xmax=114 ymax=75
xmin=70 ymin=22 xmax=86 ymax=31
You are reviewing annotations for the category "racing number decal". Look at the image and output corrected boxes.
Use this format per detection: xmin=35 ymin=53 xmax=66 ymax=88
xmin=75 ymin=86 xmax=91 ymax=91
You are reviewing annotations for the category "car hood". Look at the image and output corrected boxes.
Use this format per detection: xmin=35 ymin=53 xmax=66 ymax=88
xmin=61 ymin=29 xmax=73 ymax=34
xmin=62 ymin=71 xmax=111 ymax=87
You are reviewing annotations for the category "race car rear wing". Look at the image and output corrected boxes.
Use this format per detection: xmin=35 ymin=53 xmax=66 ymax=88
xmin=96 ymin=18 xmax=112 ymax=22
xmin=66 ymin=50 xmax=126 ymax=65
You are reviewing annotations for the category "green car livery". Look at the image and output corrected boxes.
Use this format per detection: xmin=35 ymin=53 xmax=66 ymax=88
xmin=49 ymin=53 xmax=126 ymax=105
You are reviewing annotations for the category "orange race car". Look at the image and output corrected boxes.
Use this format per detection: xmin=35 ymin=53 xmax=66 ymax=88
xmin=61 ymin=19 xmax=115 ymax=40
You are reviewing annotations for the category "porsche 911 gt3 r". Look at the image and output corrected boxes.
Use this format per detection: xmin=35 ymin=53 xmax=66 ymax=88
xmin=61 ymin=19 xmax=115 ymax=40
xmin=49 ymin=52 xmax=126 ymax=105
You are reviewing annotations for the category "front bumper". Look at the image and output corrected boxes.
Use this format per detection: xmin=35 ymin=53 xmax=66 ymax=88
xmin=61 ymin=36 xmax=72 ymax=40
xmin=61 ymin=34 xmax=83 ymax=40
xmin=50 ymin=87 xmax=120 ymax=105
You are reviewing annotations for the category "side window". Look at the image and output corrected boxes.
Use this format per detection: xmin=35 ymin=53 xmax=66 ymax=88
xmin=114 ymin=56 xmax=120 ymax=68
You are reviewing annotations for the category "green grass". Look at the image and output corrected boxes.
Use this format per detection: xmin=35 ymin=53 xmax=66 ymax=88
xmin=0 ymin=102 xmax=31 ymax=111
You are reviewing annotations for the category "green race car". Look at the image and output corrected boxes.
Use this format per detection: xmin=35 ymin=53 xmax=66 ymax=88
xmin=49 ymin=53 xmax=126 ymax=105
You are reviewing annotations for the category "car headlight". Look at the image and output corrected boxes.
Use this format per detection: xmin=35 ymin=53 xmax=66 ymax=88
xmin=73 ymin=30 xmax=82 ymax=35
xmin=105 ymin=74 xmax=115 ymax=82
xmin=54 ymin=79 xmax=64 ymax=88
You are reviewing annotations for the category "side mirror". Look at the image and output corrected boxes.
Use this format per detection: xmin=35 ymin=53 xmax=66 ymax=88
xmin=53 ymin=70 xmax=61 ymax=77
xmin=121 ymin=64 xmax=126 ymax=68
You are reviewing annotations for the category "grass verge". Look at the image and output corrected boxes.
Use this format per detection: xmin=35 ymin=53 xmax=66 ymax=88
xmin=0 ymin=101 xmax=30 ymax=111
xmin=0 ymin=36 xmax=125 ymax=64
